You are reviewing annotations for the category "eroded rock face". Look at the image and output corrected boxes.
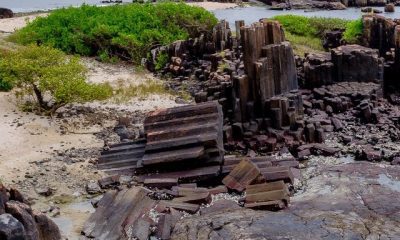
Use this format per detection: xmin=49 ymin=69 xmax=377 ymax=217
xmin=171 ymin=162 xmax=400 ymax=239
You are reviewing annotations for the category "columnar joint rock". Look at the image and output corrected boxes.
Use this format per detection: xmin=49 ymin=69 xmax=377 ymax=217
xmin=302 ymin=45 xmax=383 ymax=88
xmin=236 ymin=20 xmax=298 ymax=122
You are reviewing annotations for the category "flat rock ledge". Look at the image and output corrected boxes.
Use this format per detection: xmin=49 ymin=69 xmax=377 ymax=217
xmin=171 ymin=161 xmax=400 ymax=240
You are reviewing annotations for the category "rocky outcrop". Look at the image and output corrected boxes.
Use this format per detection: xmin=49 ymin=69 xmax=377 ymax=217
xmin=301 ymin=45 xmax=383 ymax=88
xmin=362 ymin=15 xmax=397 ymax=55
xmin=0 ymin=8 xmax=13 ymax=19
xmin=171 ymin=162 xmax=400 ymax=239
xmin=332 ymin=44 xmax=383 ymax=83
xmin=0 ymin=184 xmax=61 ymax=240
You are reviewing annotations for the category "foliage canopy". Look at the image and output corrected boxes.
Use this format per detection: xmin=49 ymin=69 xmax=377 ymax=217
xmin=0 ymin=45 xmax=112 ymax=114
xmin=271 ymin=15 xmax=363 ymax=53
xmin=11 ymin=2 xmax=218 ymax=64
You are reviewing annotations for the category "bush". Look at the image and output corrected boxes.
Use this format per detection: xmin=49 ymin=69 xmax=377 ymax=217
xmin=11 ymin=2 xmax=218 ymax=64
xmin=272 ymin=15 xmax=349 ymax=38
xmin=343 ymin=18 xmax=363 ymax=43
xmin=0 ymin=45 xmax=113 ymax=114
xmin=272 ymin=15 xmax=363 ymax=52
xmin=154 ymin=52 xmax=169 ymax=71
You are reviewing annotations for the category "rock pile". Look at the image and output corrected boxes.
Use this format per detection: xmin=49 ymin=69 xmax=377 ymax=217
xmin=0 ymin=184 xmax=61 ymax=240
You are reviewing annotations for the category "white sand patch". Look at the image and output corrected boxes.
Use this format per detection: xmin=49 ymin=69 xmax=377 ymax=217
xmin=187 ymin=1 xmax=238 ymax=11
xmin=0 ymin=14 xmax=47 ymax=33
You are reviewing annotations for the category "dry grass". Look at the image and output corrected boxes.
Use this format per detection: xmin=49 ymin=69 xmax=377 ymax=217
xmin=112 ymin=78 xmax=192 ymax=103
xmin=285 ymin=32 xmax=325 ymax=56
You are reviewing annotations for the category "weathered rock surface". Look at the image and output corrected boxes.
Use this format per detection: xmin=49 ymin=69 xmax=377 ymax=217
xmin=0 ymin=184 xmax=61 ymax=240
xmin=171 ymin=162 xmax=400 ymax=239
xmin=0 ymin=214 xmax=26 ymax=240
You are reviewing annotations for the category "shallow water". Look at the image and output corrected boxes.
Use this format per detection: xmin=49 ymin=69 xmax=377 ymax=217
xmin=0 ymin=0 xmax=131 ymax=13
xmin=51 ymin=199 xmax=96 ymax=239
xmin=213 ymin=6 xmax=400 ymax=29
xmin=378 ymin=173 xmax=400 ymax=192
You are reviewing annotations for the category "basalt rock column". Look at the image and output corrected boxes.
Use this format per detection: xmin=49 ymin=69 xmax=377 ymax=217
xmin=362 ymin=15 xmax=396 ymax=56
xmin=331 ymin=45 xmax=383 ymax=83
xmin=238 ymin=20 xmax=298 ymax=121
xmin=213 ymin=20 xmax=232 ymax=52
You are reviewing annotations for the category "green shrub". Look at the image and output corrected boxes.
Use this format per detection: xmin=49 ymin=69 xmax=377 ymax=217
xmin=11 ymin=2 xmax=217 ymax=64
xmin=343 ymin=18 xmax=363 ymax=43
xmin=272 ymin=15 xmax=363 ymax=52
xmin=272 ymin=15 xmax=349 ymax=38
xmin=272 ymin=15 xmax=317 ymax=37
xmin=0 ymin=45 xmax=113 ymax=114
xmin=155 ymin=52 xmax=169 ymax=71
xmin=0 ymin=78 xmax=12 ymax=91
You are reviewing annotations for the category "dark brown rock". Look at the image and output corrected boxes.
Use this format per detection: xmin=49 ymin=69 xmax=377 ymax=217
xmin=0 ymin=8 xmax=13 ymax=19
xmin=384 ymin=3 xmax=395 ymax=12
xmin=33 ymin=212 xmax=62 ymax=240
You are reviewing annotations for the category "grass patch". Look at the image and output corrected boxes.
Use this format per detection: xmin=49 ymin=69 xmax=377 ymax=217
xmin=113 ymin=79 xmax=172 ymax=102
xmin=343 ymin=18 xmax=363 ymax=43
xmin=285 ymin=32 xmax=324 ymax=56
xmin=10 ymin=2 xmax=218 ymax=64
xmin=271 ymin=15 xmax=363 ymax=53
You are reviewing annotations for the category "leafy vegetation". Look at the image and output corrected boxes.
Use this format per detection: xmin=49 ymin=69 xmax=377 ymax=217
xmin=271 ymin=15 xmax=363 ymax=54
xmin=10 ymin=2 xmax=218 ymax=64
xmin=343 ymin=18 xmax=363 ymax=43
xmin=155 ymin=52 xmax=170 ymax=71
xmin=0 ymin=45 xmax=113 ymax=114
xmin=285 ymin=32 xmax=324 ymax=56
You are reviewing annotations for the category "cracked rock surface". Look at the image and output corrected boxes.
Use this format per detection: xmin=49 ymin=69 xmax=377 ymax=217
xmin=171 ymin=161 xmax=400 ymax=240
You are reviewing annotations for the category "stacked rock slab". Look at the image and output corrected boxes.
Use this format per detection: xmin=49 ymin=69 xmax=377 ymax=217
xmin=139 ymin=101 xmax=224 ymax=186
xmin=141 ymin=101 xmax=223 ymax=166
xmin=98 ymin=102 xmax=224 ymax=185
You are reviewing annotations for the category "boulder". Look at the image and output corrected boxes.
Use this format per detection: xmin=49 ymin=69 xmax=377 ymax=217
xmin=0 ymin=214 xmax=26 ymax=240
xmin=5 ymin=201 xmax=40 ymax=240
xmin=33 ymin=212 xmax=62 ymax=240
xmin=0 ymin=8 xmax=13 ymax=19
xmin=361 ymin=7 xmax=382 ymax=13
xmin=384 ymin=3 xmax=395 ymax=12
xmin=323 ymin=29 xmax=344 ymax=49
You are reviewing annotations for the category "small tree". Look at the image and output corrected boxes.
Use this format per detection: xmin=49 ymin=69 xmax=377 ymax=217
xmin=0 ymin=45 xmax=113 ymax=114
